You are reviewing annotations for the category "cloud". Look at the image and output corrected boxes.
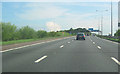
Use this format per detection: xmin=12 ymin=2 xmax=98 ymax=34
xmin=8 ymin=2 xmax=118 ymax=35
xmin=16 ymin=3 xmax=68 ymax=20
xmin=54 ymin=13 xmax=118 ymax=35
xmin=46 ymin=22 xmax=61 ymax=31
xmin=54 ymin=13 xmax=96 ymax=28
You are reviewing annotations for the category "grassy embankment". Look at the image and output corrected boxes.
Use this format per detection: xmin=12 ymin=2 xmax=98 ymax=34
xmin=96 ymin=35 xmax=119 ymax=43
xmin=2 ymin=34 xmax=72 ymax=45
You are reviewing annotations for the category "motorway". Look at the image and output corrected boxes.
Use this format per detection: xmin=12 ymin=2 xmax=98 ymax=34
xmin=2 ymin=36 xmax=119 ymax=72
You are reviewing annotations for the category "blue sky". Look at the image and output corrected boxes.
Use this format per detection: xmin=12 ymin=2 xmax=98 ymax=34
xmin=2 ymin=2 xmax=118 ymax=35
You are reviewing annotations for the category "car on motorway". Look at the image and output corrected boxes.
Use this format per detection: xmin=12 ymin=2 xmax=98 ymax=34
xmin=76 ymin=33 xmax=85 ymax=40
xmin=86 ymin=34 xmax=89 ymax=36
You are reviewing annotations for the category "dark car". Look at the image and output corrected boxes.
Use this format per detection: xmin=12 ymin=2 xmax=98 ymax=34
xmin=86 ymin=34 xmax=89 ymax=36
xmin=76 ymin=33 xmax=85 ymax=40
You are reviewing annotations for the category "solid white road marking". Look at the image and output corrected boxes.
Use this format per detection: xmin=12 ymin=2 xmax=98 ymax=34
xmin=93 ymin=42 xmax=95 ymax=44
xmin=111 ymin=57 xmax=120 ymax=65
xmin=1 ymin=36 xmax=73 ymax=53
xmin=97 ymin=46 xmax=101 ymax=49
xmin=60 ymin=45 xmax=64 ymax=48
xmin=35 ymin=55 xmax=47 ymax=63
xmin=1 ymin=45 xmax=31 ymax=53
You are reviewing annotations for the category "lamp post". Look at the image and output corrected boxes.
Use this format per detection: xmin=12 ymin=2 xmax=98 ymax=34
xmin=96 ymin=10 xmax=108 ymax=35
xmin=111 ymin=1 xmax=113 ymax=36
xmin=96 ymin=10 xmax=100 ymax=35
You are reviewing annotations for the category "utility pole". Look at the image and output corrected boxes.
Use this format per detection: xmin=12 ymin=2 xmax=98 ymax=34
xmin=111 ymin=1 xmax=113 ymax=36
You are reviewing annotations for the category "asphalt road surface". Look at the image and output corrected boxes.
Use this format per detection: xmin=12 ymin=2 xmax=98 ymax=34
xmin=2 ymin=36 xmax=119 ymax=72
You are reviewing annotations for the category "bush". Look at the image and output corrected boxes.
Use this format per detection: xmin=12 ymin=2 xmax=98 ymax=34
xmin=48 ymin=31 xmax=57 ymax=37
xmin=1 ymin=22 xmax=72 ymax=42
xmin=19 ymin=26 xmax=37 ymax=39
xmin=37 ymin=30 xmax=47 ymax=38
xmin=114 ymin=30 xmax=120 ymax=37
xmin=2 ymin=22 xmax=18 ymax=41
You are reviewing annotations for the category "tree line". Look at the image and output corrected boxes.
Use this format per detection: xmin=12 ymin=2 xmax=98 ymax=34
xmin=1 ymin=22 xmax=71 ymax=41
xmin=59 ymin=28 xmax=91 ymax=35
xmin=1 ymin=22 xmax=91 ymax=41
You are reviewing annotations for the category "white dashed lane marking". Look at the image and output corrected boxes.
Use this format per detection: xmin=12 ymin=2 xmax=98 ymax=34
xmin=93 ymin=42 xmax=95 ymax=44
xmin=68 ymin=42 xmax=70 ymax=43
xmin=97 ymin=46 xmax=101 ymax=49
xmin=35 ymin=55 xmax=47 ymax=63
xmin=60 ymin=45 xmax=64 ymax=48
xmin=111 ymin=57 xmax=120 ymax=65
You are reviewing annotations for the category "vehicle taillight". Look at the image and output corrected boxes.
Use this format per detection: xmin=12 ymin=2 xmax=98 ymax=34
xmin=83 ymin=35 xmax=85 ymax=37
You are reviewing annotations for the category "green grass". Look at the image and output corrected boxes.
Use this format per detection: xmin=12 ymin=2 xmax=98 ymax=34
xmin=0 ymin=41 xmax=2 ymax=45
xmin=2 ymin=39 xmax=37 ymax=45
xmin=97 ymin=36 xmax=119 ymax=42
xmin=2 ymin=35 xmax=72 ymax=45
xmin=106 ymin=38 xmax=119 ymax=42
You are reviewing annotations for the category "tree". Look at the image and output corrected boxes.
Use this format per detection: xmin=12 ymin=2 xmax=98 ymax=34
xmin=2 ymin=22 xmax=17 ymax=41
xmin=19 ymin=26 xmax=37 ymax=39
xmin=48 ymin=31 xmax=57 ymax=37
xmin=114 ymin=30 xmax=120 ymax=36
xmin=37 ymin=30 xmax=47 ymax=38
xmin=62 ymin=28 xmax=90 ymax=35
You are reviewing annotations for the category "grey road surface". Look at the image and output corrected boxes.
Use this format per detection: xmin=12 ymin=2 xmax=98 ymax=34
xmin=2 ymin=36 xmax=118 ymax=72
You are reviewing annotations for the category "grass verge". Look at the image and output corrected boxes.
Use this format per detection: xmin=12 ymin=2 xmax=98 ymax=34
xmin=97 ymin=35 xmax=119 ymax=43
xmin=2 ymin=35 xmax=72 ymax=45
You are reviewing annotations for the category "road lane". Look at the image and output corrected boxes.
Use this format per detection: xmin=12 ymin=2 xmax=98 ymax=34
xmin=29 ymin=36 xmax=117 ymax=72
xmin=2 ymin=36 xmax=118 ymax=72
xmin=2 ymin=37 xmax=74 ymax=72
xmin=90 ymin=36 xmax=118 ymax=59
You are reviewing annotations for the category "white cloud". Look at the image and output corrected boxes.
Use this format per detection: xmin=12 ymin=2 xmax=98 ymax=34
xmin=15 ymin=2 xmax=118 ymax=35
xmin=17 ymin=3 xmax=68 ymax=20
xmin=53 ymin=12 xmax=118 ymax=35
xmin=46 ymin=22 xmax=61 ymax=31
xmin=54 ymin=13 xmax=97 ymax=28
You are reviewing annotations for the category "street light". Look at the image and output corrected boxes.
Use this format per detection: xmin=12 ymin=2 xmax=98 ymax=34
xmin=95 ymin=10 xmax=100 ymax=35
xmin=96 ymin=10 xmax=108 ymax=35
xmin=111 ymin=1 xmax=113 ymax=36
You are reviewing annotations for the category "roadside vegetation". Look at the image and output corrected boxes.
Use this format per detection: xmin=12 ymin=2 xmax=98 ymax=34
xmin=114 ymin=29 xmax=120 ymax=37
xmin=96 ymin=29 xmax=120 ymax=43
xmin=59 ymin=28 xmax=91 ymax=35
xmin=96 ymin=35 xmax=119 ymax=42
xmin=1 ymin=22 xmax=90 ymax=45
xmin=114 ymin=29 xmax=120 ymax=42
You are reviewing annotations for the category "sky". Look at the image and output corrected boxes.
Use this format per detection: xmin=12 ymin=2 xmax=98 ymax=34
xmin=1 ymin=2 xmax=118 ymax=35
